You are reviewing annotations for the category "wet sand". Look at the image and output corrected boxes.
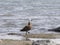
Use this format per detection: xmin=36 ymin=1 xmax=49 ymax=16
xmin=24 ymin=34 xmax=60 ymax=38
xmin=0 ymin=34 xmax=60 ymax=45
xmin=0 ymin=39 xmax=32 ymax=45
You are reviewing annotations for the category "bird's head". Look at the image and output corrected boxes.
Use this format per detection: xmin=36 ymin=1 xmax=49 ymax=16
xmin=28 ymin=22 xmax=30 ymax=25
xmin=28 ymin=18 xmax=32 ymax=25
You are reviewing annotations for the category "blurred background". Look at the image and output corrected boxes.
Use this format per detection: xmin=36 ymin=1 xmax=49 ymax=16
xmin=0 ymin=0 xmax=60 ymax=34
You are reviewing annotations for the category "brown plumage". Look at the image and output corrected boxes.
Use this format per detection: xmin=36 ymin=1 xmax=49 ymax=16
xmin=20 ymin=21 xmax=32 ymax=40
xmin=21 ymin=22 xmax=32 ymax=32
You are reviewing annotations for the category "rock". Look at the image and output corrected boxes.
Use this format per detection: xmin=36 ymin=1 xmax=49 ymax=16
xmin=48 ymin=27 xmax=60 ymax=32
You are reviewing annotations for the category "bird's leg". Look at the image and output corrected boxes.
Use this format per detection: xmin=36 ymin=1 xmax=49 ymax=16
xmin=26 ymin=31 xmax=28 ymax=40
xmin=28 ymin=32 xmax=30 ymax=34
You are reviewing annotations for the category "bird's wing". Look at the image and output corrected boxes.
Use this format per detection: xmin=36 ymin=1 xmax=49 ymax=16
xmin=20 ymin=26 xmax=28 ymax=31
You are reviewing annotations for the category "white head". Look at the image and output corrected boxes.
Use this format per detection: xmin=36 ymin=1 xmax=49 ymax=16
xmin=28 ymin=18 xmax=32 ymax=22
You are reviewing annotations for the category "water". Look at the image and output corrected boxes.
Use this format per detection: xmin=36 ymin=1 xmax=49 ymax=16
xmin=0 ymin=35 xmax=25 ymax=40
xmin=0 ymin=0 xmax=60 ymax=34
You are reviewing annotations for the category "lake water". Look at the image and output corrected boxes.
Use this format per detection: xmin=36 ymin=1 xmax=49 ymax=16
xmin=0 ymin=0 xmax=60 ymax=34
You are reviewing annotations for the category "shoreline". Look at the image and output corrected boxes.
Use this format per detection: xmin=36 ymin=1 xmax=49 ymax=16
xmin=0 ymin=38 xmax=60 ymax=45
xmin=0 ymin=39 xmax=32 ymax=45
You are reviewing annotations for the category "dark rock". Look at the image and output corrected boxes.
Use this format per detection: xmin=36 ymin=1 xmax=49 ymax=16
xmin=48 ymin=27 xmax=60 ymax=32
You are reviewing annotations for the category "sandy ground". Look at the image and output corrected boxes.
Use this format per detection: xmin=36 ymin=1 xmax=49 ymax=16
xmin=24 ymin=34 xmax=60 ymax=39
xmin=0 ymin=34 xmax=60 ymax=45
xmin=0 ymin=39 xmax=60 ymax=45
xmin=0 ymin=39 xmax=32 ymax=45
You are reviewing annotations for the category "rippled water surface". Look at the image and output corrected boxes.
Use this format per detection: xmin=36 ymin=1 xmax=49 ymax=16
xmin=0 ymin=0 xmax=60 ymax=34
